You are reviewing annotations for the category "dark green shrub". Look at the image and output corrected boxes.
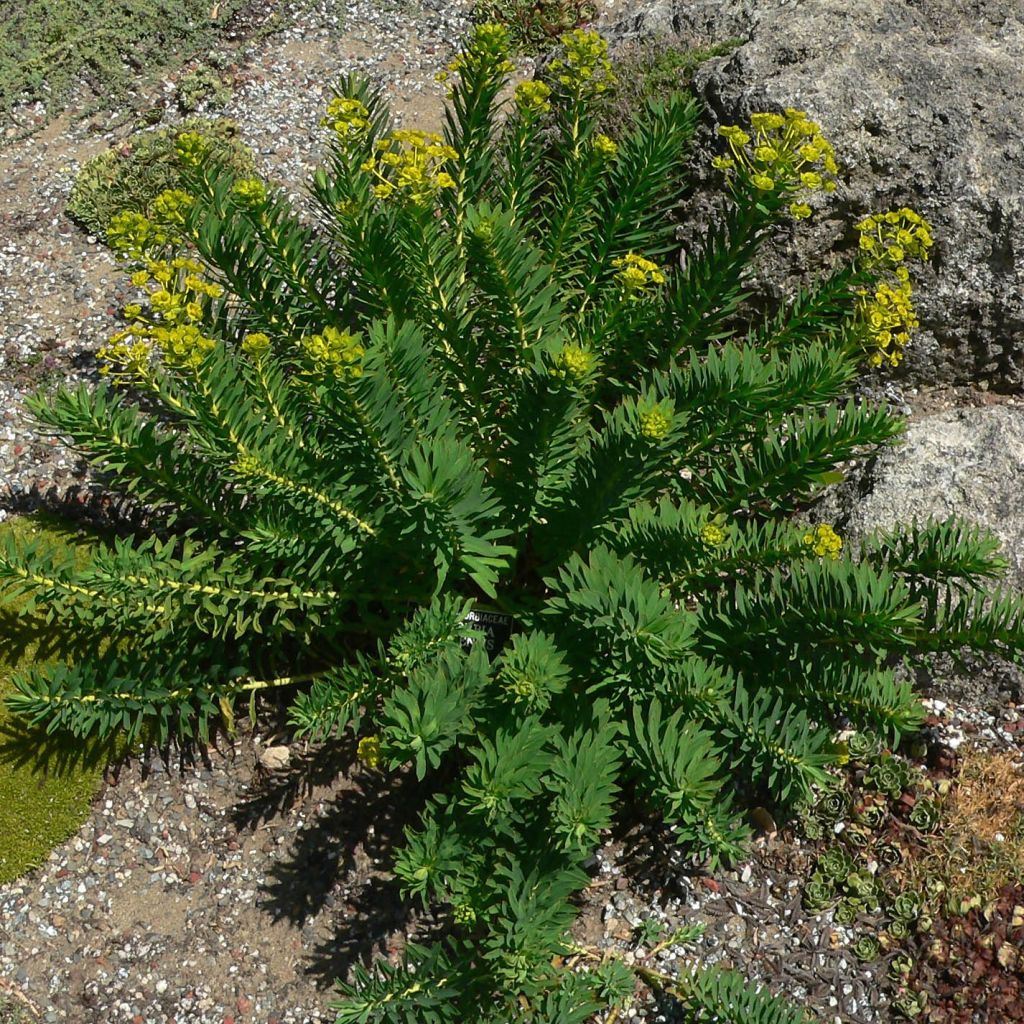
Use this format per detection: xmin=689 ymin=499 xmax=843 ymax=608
xmin=66 ymin=117 xmax=255 ymax=239
xmin=4 ymin=22 xmax=1024 ymax=1023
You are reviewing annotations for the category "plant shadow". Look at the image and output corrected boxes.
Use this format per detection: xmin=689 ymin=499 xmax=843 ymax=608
xmin=232 ymin=741 xmax=442 ymax=988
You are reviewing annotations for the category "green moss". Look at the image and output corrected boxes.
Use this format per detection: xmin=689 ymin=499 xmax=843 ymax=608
xmin=0 ymin=994 xmax=35 ymax=1024
xmin=0 ymin=513 xmax=111 ymax=884
xmin=66 ymin=116 xmax=256 ymax=239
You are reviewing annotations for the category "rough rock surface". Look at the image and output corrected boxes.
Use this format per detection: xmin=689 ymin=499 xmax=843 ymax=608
xmin=821 ymin=404 xmax=1024 ymax=589
xmin=608 ymin=0 xmax=1024 ymax=390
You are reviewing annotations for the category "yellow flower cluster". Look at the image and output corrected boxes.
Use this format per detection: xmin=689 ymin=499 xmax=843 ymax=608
xmin=361 ymin=130 xmax=457 ymax=204
xmin=613 ymin=253 xmax=666 ymax=296
xmin=550 ymin=29 xmax=616 ymax=100
xmin=700 ymin=522 xmax=728 ymax=547
xmin=232 ymin=178 xmax=268 ymax=207
xmin=241 ymin=331 xmax=272 ymax=359
xmin=99 ymin=256 xmax=224 ymax=382
xmin=301 ymin=326 xmax=365 ymax=379
xmin=107 ymin=188 xmax=195 ymax=259
xmin=321 ymin=96 xmax=371 ymax=143
xmin=593 ymin=133 xmax=618 ymax=161
xmin=435 ymin=22 xmax=515 ymax=97
xmin=150 ymin=189 xmax=194 ymax=229
xmin=514 ymin=80 xmax=552 ymax=118
xmin=715 ymin=109 xmax=839 ymax=217
xmin=357 ymin=735 xmax=381 ymax=769
xmin=637 ymin=401 xmax=674 ymax=441
xmin=856 ymin=208 xmax=933 ymax=264
xmin=803 ymin=523 xmax=842 ymax=559
xmin=554 ymin=343 xmax=597 ymax=381
xmin=854 ymin=208 xmax=933 ymax=367
xmin=174 ymin=130 xmax=210 ymax=167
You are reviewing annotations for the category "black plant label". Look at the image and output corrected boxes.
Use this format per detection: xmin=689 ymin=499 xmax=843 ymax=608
xmin=462 ymin=607 xmax=515 ymax=659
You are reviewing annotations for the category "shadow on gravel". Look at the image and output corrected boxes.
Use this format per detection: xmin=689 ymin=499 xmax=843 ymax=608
xmin=237 ymin=746 xmax=437 ymax=986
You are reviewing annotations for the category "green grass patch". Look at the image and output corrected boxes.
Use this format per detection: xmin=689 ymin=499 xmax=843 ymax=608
xmin=0 ymin=513 xmax=112 ymax=884
xmin=67 ymin=116 xmax=256 ymax=239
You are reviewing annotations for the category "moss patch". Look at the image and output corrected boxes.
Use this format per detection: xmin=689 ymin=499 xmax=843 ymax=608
xmin=0 ymin=513 xmax=110 ymax=884
xmin=66 ymin=116 xmax=256 ymax=239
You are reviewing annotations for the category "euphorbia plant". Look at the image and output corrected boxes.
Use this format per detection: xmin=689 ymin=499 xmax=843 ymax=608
xmin=3 ymin=23 xmax=1022 ymax=1024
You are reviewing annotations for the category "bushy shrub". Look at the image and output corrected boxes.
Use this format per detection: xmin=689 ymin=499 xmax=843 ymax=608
xmin=66 ymin=117 xmax=255 ymax=239
xmin=4 ymin=22 xmax=1024 ymax=1023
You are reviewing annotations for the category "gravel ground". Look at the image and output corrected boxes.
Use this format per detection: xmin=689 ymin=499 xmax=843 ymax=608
xmin=0 ymin=2 xmax=1021 ymax=1022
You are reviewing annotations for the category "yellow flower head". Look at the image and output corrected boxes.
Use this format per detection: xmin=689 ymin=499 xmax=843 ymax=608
xmin=241 ymin=332 xmax=271 ymax=359
xmin=357 ymin=735 xmax=381 ymax=769
xmin=715 ymin=108 xmax=840 ymax=215
xmin=550 ymin=29 xmax=616 ymax=100
xmin=362 ymin=129 xmax=458 ymax=205
xmin=613 ymin=253 xmax=666 ymax=296
xmin=593 ymin=133 xmax=618 ymax=161
xmin=556 ymin=343 xmax=596 ymax=382
xmin=174 ymin=130 xmax=210 ymax=167
xmin=515 ymin=80 xmax=552 ymax=118
xmin=803 ymin=523 xmax=843 ymax=559
xmin=232 ymin=178 xmax=268 ymax=207
xmin=637 ymin=400 xmax=674 ymax=441
xmin=301 ymin=326 xmax=365 ymax=378
xmin=321 ymin=96 xmax=371 ymax=143
xmin=441 ymin=22 xmax=515 ymax=97
xmin=150 ymin=189 xmax=193 ymax=231
xmin=700 ymin=522 xmax=728 ymax=547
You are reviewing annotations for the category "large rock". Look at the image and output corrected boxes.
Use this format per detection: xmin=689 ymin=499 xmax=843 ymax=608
xmin=608 ymin=0 xmax=1024 ymax=390
xmin=821 ymin=404 xmax=1024 ymax=591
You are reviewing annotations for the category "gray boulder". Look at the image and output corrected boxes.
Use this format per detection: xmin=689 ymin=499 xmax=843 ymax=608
xmin=821 ymin=404 xmax=1024 ymax=591
xmin=608 ymin=0 xmax=1024 ymax=390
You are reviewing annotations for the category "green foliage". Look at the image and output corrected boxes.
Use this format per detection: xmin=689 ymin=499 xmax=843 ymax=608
xmin=473 ymin=0 xmax=595 ymax=53
xmin=66 ymin=117 xmax=255 ymax=238
xmin=602 ymin=35 xmax=744 ymax=139
xmin=0 ymin=514 xmax=110 ymax=883
xmin=0 ymin=0 xmax=261 ymax=129
xmin=4 ymin=21 xmax=1024 ymax=1024
xmin=176 ymin=65 xmax=233 ymax=113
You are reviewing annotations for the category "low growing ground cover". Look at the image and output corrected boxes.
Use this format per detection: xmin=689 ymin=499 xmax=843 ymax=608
xmin=0 ymin=514 xmax=107 ymax=883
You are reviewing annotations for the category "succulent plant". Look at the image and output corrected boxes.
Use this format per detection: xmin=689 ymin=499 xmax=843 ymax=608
xmin=846 ymin=871 xmax=877 ymax=898
xmin=800 ymin=813 xmax=826 ymax=841
xmin=855 ymin=799 xmax=888 ymax=829
xmin=847 ymin=731 xmax=880 ymax=762
xmin=887 ymin=950 xmax=914 ymax=981
xmin=865 ymin=755 xmax=915 ymax=799
xmin=845 ymin=824 xmax=872 ymax=849
xmin=834 ymin=898 xmax=860 ymax=925
xmin=876 ymin=841 xmax=903 ymax=867
xmin=887 ymin=918 xmax=910 ymax=941
xmin=853 ymin=934 xmax=882 ymax=962
xmin=803 ymin=872 xmax=838 ymax=913
xmin=892 ymin=989 xmax=926 ymax=1019
xmin=817 ymin=788 xmax=850 ymax=823
xmin=817 ymin=846 xmax=854 ymax=881
xmin=908 ymin=798 xmax=940 ymax=831
xmin=892 ymin=890 xmax=923 ymax=921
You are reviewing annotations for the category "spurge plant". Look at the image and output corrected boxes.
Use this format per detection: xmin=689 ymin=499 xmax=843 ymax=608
xmin=3 ymin=23 xmax=1024 ymax=1024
